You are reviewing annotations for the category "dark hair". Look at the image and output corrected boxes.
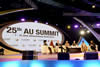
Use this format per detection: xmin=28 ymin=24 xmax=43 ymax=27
xmin=56 ymin=43 xmax=58 ymax=46
xmin=44 ymin=40 xmax=47 ymax=43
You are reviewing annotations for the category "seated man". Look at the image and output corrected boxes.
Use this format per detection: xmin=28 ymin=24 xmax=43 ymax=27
xmin=64 ymin=41 xmax=70 ymax=52
xmin=71 ymin=40 xmax=78 ymax=48
xmin=55 ymin=40 xmax=63 ymax=53
xmin=59 ymin=44 xmax=66 ymax=53
xmin=41 ymin=40 xmax=49 ymax=54
xmin=55 ymin=43 xmax=59 ymax=53
xmin=89 ymin=40 xmax=98 ymax=52
xmin=55 ymin=40 xmax=66 ymax=53
xmin=0 ymin=48 xmax=4 ymax=55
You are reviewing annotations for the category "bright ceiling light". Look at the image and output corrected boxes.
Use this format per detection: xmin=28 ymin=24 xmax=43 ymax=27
xmin=80 ymin=30 xmax=85 ymax=35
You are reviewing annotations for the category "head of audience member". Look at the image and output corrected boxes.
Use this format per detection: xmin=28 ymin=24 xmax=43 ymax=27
xmin=44 ymin=40 xmax=47 ymax=45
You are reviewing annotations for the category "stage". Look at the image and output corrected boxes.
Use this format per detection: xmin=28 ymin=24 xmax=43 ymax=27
xmin=0 ymin=52 xmax=100 ymax=62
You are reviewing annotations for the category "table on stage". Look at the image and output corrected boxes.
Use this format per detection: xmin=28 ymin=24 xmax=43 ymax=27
xmin=68 ymin=47 xmax=81 ymax=53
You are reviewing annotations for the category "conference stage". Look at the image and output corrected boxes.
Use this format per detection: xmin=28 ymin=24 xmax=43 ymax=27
xmin=0 ymin=52 xmax=100 ymax=62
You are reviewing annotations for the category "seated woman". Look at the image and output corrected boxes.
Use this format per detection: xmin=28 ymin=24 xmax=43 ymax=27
xmin=89 ymin=40 xmax=98 ymax=52
xmin=49 ymin=40 xmax=55 ymax=54
xmin=81 ymin=41 xmax=88 ymax=52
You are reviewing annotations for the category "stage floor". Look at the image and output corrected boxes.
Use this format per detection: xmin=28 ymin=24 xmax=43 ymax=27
xmin=0 ymin=52 xmax=100 ymax=62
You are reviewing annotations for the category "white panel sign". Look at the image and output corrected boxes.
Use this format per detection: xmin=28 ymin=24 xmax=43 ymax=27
xmin=1 ymin=22 xmax=64 ymax=51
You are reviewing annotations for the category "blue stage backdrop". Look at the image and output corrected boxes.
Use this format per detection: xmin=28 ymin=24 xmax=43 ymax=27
xmin=78 ymin=37 xmax=89 ymax=46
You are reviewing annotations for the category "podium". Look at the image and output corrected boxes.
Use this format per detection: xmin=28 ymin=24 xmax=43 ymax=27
xmin=58 ymin=53 xmax=70 ymax=60
xmin=22 ymin=51 xmax=34 ymax=60
xmin=84 ymin=52 xmax=98 ymax=60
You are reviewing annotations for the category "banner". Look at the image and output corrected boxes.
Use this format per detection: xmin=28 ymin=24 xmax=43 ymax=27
xmin=0 ymin=22 xmax=64 ymax=51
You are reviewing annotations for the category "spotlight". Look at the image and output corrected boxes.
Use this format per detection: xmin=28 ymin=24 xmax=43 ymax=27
xmin=45 ymin=22 xmax=48 ymax=24
xmin=80 ymin=30 xmax=85 ymax=35
xmin=56 ymin=24 xmax=58 ymax=26
xmin=87 ymin=30 xmax=90 ymax=33
xmin=92 ymin=5 xmax=96 ymax=8
xmin=96 ymin=23 xmax=100 ymax=27
xmin=34 ymin=20 xmax=38 ymax=23
xmin=67 ymin=25 xmax=71 ymax=29
xmin=74 ymin=25 xmax=79 ymax=28
xmin=21 ymin=18 xmax=26 ymax=22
